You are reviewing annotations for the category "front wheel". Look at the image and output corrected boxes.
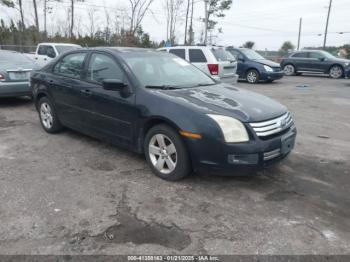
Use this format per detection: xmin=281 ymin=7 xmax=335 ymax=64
xmin=246 ymin=69 xmax=260 ymax=84
xmin=144 ymin=124 xmax=191 ymax=181
xmin=329 ymin=65 xmax=343 ymax=79
xmin=283 ymin=64 xmax=296 ymax=76
xmin=38 ymin=97 xmax=63 ymax=133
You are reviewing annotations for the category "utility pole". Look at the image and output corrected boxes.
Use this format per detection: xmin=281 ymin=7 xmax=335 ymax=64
xmin=184 ymin=0 xmax=190 ymax=44
xmin=204 ymin=0 xmax=209 ymax=45
xmin=323 ymin=0 xmax=333 ymax=49
xmin=297 ymin=17 xmax=302 ymax=50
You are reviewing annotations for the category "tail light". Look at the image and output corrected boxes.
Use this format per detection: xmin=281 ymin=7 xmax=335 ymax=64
xmin=207 ymin=64 xmax=219 ymax=75
xmin=0 ymin=73 xmax=5 ymax=81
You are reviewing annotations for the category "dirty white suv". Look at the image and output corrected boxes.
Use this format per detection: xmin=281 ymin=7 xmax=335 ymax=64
xmin=158 ymin=46 xmax=238 ymax=84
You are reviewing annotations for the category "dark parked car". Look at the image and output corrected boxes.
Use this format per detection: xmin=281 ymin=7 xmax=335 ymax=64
xmin=0 ymin=50 xmax=38 ymax=98
xmin=280 ymin=50 xmax=350 ymax=79
xmin=226 ymin=48 xmax=284 ymax=84
xmin=31 ymin=48 xmax=296 ymax=181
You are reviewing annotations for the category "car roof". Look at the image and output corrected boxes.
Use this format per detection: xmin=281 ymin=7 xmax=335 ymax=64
xmin=39 ymin=42 xmax=81 ymax=46
xmin=161 ymin=45 xmax=223 ymax=49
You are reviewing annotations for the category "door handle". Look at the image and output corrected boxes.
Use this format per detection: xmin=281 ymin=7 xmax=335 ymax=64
xmin=80 ymin=89 xmax=92 ymax=97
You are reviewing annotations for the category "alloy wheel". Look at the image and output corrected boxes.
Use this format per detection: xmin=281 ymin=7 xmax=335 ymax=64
xmin=148 ymin=134 xmax=177 ymax=174
xmin=247 ymin=71 xmax=258 ymax=83
xmin=40 ymin=102 xmax=53 ymax=129
xmin=284 ymin=65 xmax=295 ymax=76
xmin=329 ymin=66 xmax=343 ymax=79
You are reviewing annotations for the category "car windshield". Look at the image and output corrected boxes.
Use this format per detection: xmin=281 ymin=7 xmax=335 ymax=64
xmin=55 ymin=45 xmax=80 ymax=54
xmin=125 ymin=53 xmax=216 ymax=88
xmin=0 ymin=51 xmax=34 ymax=64
xmin=240 ymin=49 xmax=265 ymax=60
xmin=211 ymin=48 xmax=236 ymax=61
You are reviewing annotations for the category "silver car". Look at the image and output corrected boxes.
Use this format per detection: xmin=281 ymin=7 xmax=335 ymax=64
xmin=158 ymin=46 xmax=239 ymax=84
xmin=0 ymin=50 xmax=38 ymax=98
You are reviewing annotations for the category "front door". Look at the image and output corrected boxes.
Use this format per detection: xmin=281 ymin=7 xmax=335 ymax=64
xmin=82 ymin=52 xmax=137 ymax=147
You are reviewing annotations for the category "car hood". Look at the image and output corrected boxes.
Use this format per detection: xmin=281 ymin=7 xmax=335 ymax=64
xmin=253 ymin=59 xmax=280 ymax=67
xmin=331 ymin=57 xmax=350 ymax=63
xmin=154 ymin=84 xmax=287 ymax=122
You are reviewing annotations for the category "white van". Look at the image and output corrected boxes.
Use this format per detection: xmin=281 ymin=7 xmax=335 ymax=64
xmin=158 ymin=45 xmax=238 ymax=84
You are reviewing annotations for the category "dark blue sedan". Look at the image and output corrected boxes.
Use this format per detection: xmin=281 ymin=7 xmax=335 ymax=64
xmin=31 ymin=48 xmax=296 ymax=181
xmin=227 ymin=48 xmax=284 ymax=84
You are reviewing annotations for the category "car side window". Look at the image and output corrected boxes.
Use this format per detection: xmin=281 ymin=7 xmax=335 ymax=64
xmin=46 ymin=46 xmax=56 ymax=58
xmin=169 ymin=49 xmax=186 ymax=59
xmin=292 ymin=52 xmax=308 ymax=58
xmin=189 ymin=49 xmax=207 ymax=63
xmin=309 ymin=52 xmax=324 ymax=59
xmin=38 ymin=45 xmax=48 ymax=55
xmin=87 ymin=53 xmax=123 ymax=84
xmin=53 ymin=52 xmax=86 ymax=79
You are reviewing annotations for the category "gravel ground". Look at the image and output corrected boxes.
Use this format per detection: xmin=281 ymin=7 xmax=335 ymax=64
xmin=0 ymin=75 xmax=349 ymax=255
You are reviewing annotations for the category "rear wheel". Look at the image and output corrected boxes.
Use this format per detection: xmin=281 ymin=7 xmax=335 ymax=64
xmin=283 ymin=64 xmax=296 ymax=76
xmin=144 ymin=124 xmax=191 ymax=181
xmin=329 ymin=65 xmax=343 ymax=79
xmin=38 ymin=97 xmax=63 ymax=133
xmin=246 ymin=69 xmax=260 ymax=84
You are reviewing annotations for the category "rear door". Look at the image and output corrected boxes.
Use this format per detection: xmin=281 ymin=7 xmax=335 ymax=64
xmin=49 ymin=52 xmax=89 ymax=127
xmin=211 ymin=47 xmax=237 ymax=79
xmin=188 ymin=48 xmax=209 ymax=75
xmin=290 ymin=52 xmax=309 ymax=71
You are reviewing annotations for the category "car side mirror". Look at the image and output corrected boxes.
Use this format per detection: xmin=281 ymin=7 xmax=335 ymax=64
xmin=319 ymin=57 xmax=326 ymax=62
xmin=238 ymin=56 xmax=245 ymax=62
xmin=102 ymin=79 xmax=126 ymax=91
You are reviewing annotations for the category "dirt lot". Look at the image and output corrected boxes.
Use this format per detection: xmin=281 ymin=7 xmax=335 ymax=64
xmin=0 ymin=75 xmax=350 ymax=255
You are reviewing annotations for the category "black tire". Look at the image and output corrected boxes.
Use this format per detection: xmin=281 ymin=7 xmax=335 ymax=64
xmin=144 ymin=124 xmax=191 ymax=181
xmin=283 ymin=64 xmax=296 ymax=76
xmin=329 ymin=65 xmax=344 ymax=79
xmin=38 ymin=97 xmax=64 ymax=133
xmin=246 ymin=69 xmax=260 ymax=84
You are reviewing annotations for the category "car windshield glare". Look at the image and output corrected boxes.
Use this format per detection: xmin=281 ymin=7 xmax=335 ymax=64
xmin=125 ymin=54 xmax=216 ymax=88
xmin=241 ymin=49 xmax=265 ymax=60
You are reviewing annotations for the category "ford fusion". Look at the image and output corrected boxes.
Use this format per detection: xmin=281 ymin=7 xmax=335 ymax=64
xmin=31 ymin=48 xmax=296 ymax=181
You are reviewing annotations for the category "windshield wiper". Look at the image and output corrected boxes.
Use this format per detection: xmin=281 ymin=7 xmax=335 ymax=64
xmin=145 ymin=85 xmax=181 ymax=90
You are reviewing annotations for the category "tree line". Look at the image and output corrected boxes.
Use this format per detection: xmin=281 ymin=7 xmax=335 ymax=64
xmin=0 ymin=0 xmax=232 ymax=51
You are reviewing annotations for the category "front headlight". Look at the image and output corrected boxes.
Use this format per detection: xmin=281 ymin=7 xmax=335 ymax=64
xmin=263 ymin=65 xmax=273 ymax=72
xmin=344 ymin=62 xmax=349 ymax=67
xmin=207 ymin=114 xmax=249 ymax=143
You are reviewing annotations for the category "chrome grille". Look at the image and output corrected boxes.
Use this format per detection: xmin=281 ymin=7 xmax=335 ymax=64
xmin=249 ymin=112 xmax=293 ymax=137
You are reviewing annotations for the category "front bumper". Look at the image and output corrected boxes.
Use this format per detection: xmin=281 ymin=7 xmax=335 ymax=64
xmin=260 ymin=71 xmax=284 ymax=81
xmin=187 ymin=125 xmax=297 ymax=176
xmin=0 ymin=81 xmax=31 ymax=97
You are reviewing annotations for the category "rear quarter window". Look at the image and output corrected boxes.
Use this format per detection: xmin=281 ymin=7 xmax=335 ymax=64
xmin=292 ymin=52 xmax=308 ymax=58
xmin=189 ymin=49 xmax=207 ymax=63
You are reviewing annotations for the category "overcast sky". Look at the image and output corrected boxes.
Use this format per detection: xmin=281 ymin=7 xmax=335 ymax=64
xmin=1 ymin=0 xmax=349 ymax=50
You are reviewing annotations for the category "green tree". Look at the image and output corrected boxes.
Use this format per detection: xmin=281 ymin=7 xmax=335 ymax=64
xmin=207 ymin=0 xmax=232 ymax=31
xmin=242 ymin=41 xmax=255 ymax=49
xmin=0 ymin=0 xmax=14 ymax=7
xmin=279 ymin=41 xmax=295 ymax=53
